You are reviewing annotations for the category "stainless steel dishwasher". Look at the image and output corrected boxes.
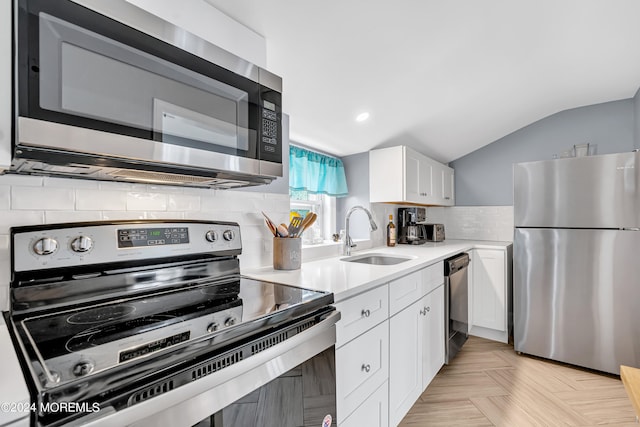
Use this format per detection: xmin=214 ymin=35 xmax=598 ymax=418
xmin=444 ymin=253 xmax=469 ymax=364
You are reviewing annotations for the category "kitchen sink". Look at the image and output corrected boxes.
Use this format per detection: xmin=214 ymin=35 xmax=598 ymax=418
xmin=341 ymin=253 xmax=414 ymax=265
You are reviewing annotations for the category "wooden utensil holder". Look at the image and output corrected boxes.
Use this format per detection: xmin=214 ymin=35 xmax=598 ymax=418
xmin=273 ymin=237 xmax=301 ymax=270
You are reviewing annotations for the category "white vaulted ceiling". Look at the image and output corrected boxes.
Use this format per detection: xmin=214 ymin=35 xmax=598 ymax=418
xmin=205 ymin=0 xmax=640 ymax=163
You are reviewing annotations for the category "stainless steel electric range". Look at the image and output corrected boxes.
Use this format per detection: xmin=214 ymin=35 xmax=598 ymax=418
xmin=6 ymin=220 xmax=338 ymax=427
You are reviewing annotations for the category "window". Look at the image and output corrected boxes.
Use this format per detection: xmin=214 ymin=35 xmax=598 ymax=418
xmin=290 ymin=189 xmax=336 ymax=244
xmin=289 ymin=145 xmax=347 ymax=245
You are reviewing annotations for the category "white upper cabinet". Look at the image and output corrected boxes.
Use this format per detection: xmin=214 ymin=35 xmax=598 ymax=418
xmin=369 ymin=146 xmax=454 ymax=206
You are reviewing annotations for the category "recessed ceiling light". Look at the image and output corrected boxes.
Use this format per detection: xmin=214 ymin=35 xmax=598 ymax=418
xmin=356 ymin=112 xmax=370 ymax=122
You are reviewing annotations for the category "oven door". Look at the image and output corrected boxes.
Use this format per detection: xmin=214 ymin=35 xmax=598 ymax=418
xmin=16 ymin=0 xmax=282 ymax=176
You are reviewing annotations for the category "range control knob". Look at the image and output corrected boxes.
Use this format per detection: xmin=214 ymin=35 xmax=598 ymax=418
xmin=33 ymin=237 xmax=58 ymax=256
xmin=207 ymin=322 xmax=219 ymax=333
xmin=72 ymin=361 xmax=94 ymax=377
xmin=70 ymin=235 xmax=93 ymax=253
xmin=205 ymin=230 xmax=218 ymax=242
xmin=222 ymin=230 xmax=235 ymax=241
xmin=224 ymin=317 xmax=237 ymax=327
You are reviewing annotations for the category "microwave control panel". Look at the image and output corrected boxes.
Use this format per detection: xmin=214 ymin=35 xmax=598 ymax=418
xmin=260 ymin=95 xmax=281 ymax=162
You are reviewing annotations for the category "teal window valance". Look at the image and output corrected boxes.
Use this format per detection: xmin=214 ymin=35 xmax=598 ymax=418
xmin=289 ymin=145 xmax=348 ymax=197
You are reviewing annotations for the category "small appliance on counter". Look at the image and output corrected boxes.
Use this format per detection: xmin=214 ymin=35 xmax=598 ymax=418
xmin=397 ymin=207 xmax=428 ymax=244
xmin=425 ymin=223 xmax=446 ymax=242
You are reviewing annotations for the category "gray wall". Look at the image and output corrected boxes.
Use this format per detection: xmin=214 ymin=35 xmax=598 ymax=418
xmin=336 ymin=152 xmax=371 ymax=239
xmin=450 ymin=99 xmax=635 ymax=206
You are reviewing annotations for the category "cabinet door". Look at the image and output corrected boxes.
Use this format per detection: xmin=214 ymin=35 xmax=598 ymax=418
xmin=405 ymin=148 xmax=432 ymax=204
xmin=340 ymin=381 xmax=389 ymax=427
xmin=389 ymin=300 xmax=422 ymax=427
xmin=335 ymin=284 xmax=389 ymax=347
xmin=442 ymin=166 xmax=455 ymax=206
xmin=421 ymin=285 xmax=445 ymax=388
xmin=405 ymin=152 xmax=422 ymax=203
xmin=472 ymin=249 xmax=506 ymax=331
xmin=336 ymin=321 xmax=389 ymax=421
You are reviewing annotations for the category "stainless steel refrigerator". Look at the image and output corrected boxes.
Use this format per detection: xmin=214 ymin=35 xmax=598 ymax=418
xmin=514 ymin=151 xmax=640 ymax=375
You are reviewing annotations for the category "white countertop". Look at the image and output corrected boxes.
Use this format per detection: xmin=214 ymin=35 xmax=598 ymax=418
xmin=244 ymin=240 xmax=512 ymax=303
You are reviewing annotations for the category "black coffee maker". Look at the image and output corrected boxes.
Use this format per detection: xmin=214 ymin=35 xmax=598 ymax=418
xmin=397 ymin=207 xmax=428 ymax=245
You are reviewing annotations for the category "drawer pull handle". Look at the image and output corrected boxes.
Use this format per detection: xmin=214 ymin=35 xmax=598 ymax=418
xmin=361 ymin=364 xmax=371 ymax=373
xmin=420 ymin=306 xmax=430 ymax=316
xmin=361 ymin=309 xmax=371 ymax=318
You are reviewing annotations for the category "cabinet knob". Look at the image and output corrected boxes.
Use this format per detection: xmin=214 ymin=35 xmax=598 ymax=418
xmin=420 ymin=306 xmax=430 ymax=316
xmin=361 ymin=364 xmax=371 ymax=373
xmin=361 ymin=309 xmax=371 ymax=318
xmin=445 ymin=196 xmax=451 ymax=200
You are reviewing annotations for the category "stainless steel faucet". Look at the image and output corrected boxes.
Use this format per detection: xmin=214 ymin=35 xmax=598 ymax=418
xmin=343 ymin=205 xmax=378 ymax=256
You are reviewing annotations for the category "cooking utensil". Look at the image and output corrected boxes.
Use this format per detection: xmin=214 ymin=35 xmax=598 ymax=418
xmin=265 ymin=219 xmax=277 ymax=236
xmin=262 ymin=211 xmax=281 ymax=236
xmin=288 ymin=216 xmax=303 ymax=237
xmin=277 ymin=223 xmax=289 ymax=238
xmin=297 ymin=212 xmax=317 ymax=237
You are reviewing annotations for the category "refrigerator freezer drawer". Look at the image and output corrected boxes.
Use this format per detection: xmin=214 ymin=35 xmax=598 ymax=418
xmin=514 ymin=228 xmax=640 ymax=374
xmin=514 ymin=152 xmax=640 ymax=228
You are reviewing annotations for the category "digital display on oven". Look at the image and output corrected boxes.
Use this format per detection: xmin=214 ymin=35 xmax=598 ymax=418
xmin=118 ymin=227 xmax=190 ymax=248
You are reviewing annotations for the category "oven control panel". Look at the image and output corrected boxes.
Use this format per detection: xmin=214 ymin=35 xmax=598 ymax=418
xmin=117 ymin=227 xmax=190 ymax=248
xmin=12 ymin=221 xmax=242 ymax=272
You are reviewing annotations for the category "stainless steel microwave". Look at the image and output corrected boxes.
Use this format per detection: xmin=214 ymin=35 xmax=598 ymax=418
xmin=8 ymin=0 xmax=283 ymax=188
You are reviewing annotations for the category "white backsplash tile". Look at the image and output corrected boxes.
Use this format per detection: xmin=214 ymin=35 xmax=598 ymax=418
xmin=168 ymin=194 xmax=201 ymax=211
xmin=143 ymin=211 xmax=186 ymax=220
xmin=76 ymin=189 xmax=127 ymax=211
xmin=126 ymin=192 xmax=168 ymax=211
xmin=0 ymin=210 xmax=45 ymax=234
xmin=12 ymin=186 xmax=75 ymax=210
xmin=44 ymin=177 xmax=100 ymax=189
xmin=0 ymin=186 xmax=9 ymax=210
xmin=0 ymin=175 xmax=43 ymax=187
xmin=443 ymin=206 xmax=513 ymax=242
xmin=100 ymin=211 xmax=147 ymax=221
xmin=45 ymin=211 xmax=103 ymax=223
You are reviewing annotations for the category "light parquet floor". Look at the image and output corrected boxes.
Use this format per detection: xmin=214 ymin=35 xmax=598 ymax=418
xmin=399 ymin=336 xmax=638 ymax=426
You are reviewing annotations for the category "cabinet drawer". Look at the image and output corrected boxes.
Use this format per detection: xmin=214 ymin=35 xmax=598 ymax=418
xmin=340 ymin=381 xmax=388 ymax=427
xmin=389 ymin=263 xmax=443 ymax=315
xmin=335 ymin=284 xmax=388 ymax=347
xmin=336 ymin=321 xmax=389 ymax=420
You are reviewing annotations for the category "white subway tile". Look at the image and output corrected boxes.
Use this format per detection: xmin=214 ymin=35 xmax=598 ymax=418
xmin=45 ymin=211 xmax=103 ymax=224
xmin=43 ymin=177 xmax=99 ymax=189
xmin=0 ymin=211 xmax=44 ymax=233
xmin=98 ymin=181 xmax=147 ymax=191
xmin=0 ymin=185 xmax=10 ymax=210
xmin=101 ymin=211 xmax=146 ymax=221
xmin=144 ymin=212 xmax=185 ymax=220
xmin=126 ymin=192 xmax=167 ymax=211
xmin=147 ymin=184 xmax=185 ymax=193
xmin=0 ymin=175 xmax=43 ymax=187
xmin=76 ymin=189 xmax=127 ymax=211
xmin=12 ymin=186 xmax=75 ymax=210
xmin=168 ymin=194 xmax=201 ymax=211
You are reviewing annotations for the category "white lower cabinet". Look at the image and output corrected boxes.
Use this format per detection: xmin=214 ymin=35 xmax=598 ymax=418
xmin=336 ymin=321 xmax=389 ymax=420
xmin=422 ymin=285 xmax=445 ymax=387
xmin=334 ymin=262 xmax=446 ymax=427
xmin=341 ymin=381 xmax=389 ymax=427
xmin=468 ymin=246 xmax=512 ymax=343
xmin=389 ymin=284 xmax=445 ymax=427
